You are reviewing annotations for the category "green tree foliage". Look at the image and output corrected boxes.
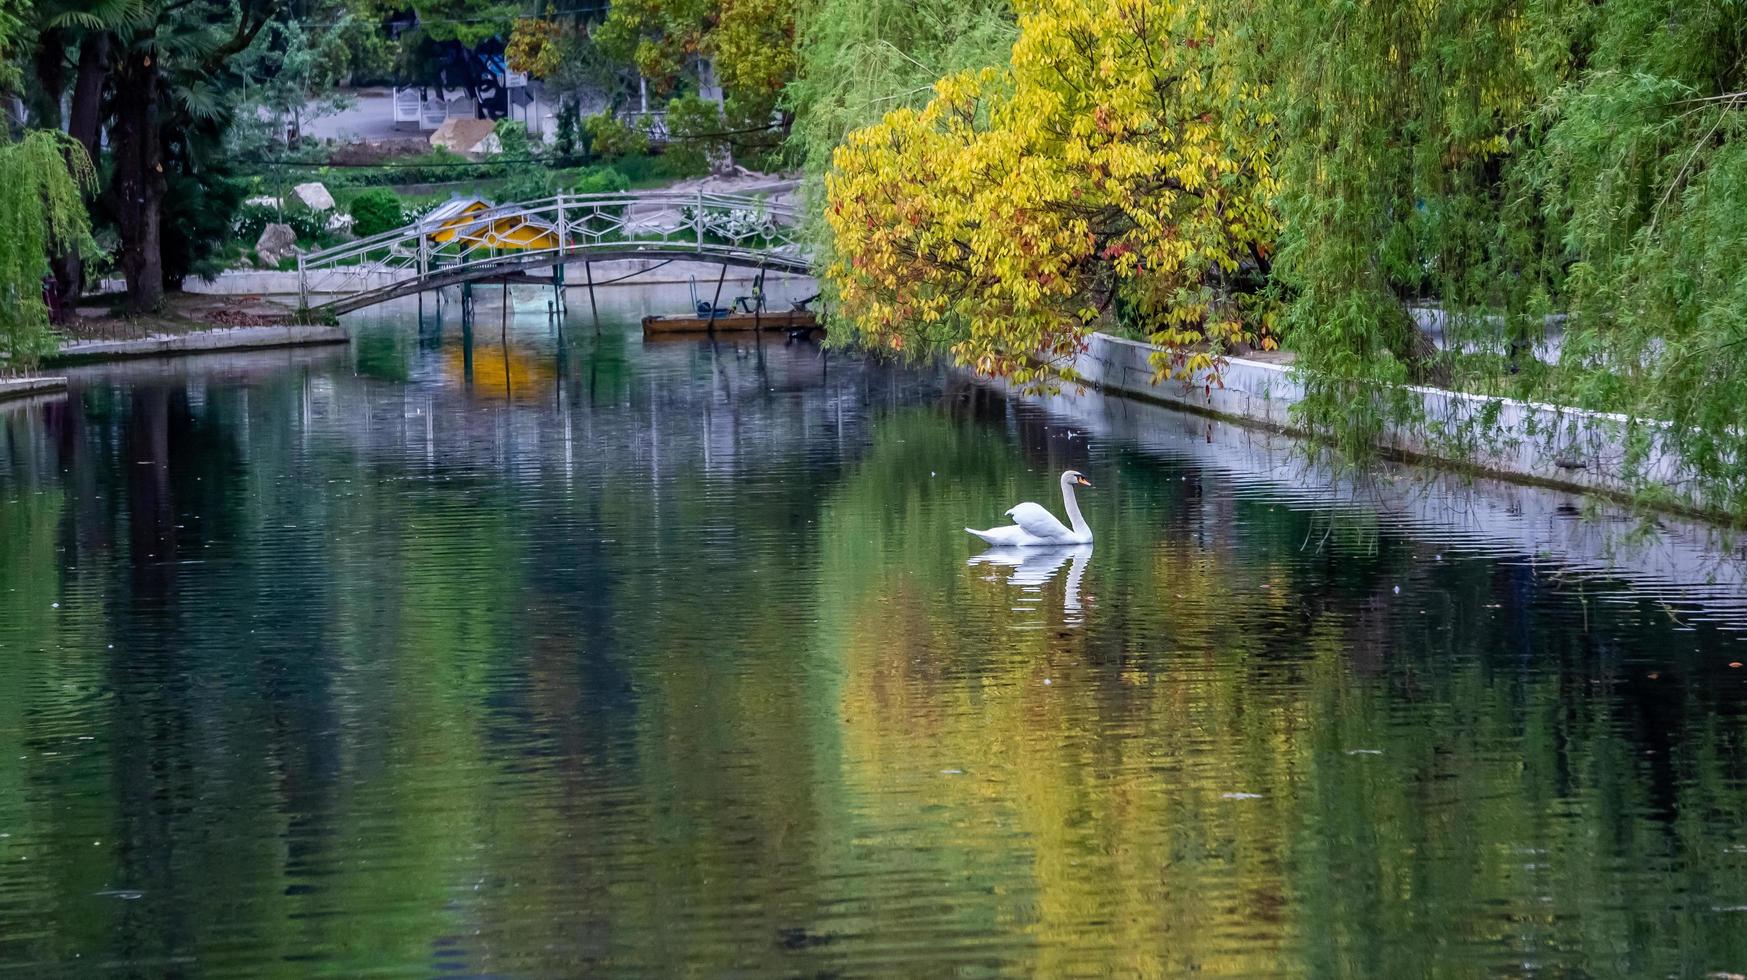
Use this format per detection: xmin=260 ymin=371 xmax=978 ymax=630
xmin=0 ymin=132 xmax=96 ymax=368
xmin=110 ymin=0 xmax=279 ymax=309
xmin=1525 ymin=0 xmax=1747 ymax=508
xmin=592 ymin=0 xmax=793 ymax=163
xmin=348 ymin=188 xmax=406 ymax=237
xmin=786 ymin=0 xmax=1015 ymax=268
xmin=554 ymin=97 xmax=582 ymax=158
xmin=540 ymin=27 xmax=641 ymax=110
xmin=591 ymin=0 xmax=712 ymax=97
xmin=663 ymin=93 xmax=724 ymax=175
xmin=492 ymin=119 xmax=554 ymax=200
xmin=798 ymin=0 xmax=1747 ymax=512
xmin=787 ymin=0 xmax=1014 ymax=182
xmin=161 ymin=166 xmax=250 ymax=288
xmin=506 ymin=13 xmax=569 ymax=79
xmin=583 ymin=112 xmax=651 ymax=158
xmin=9 ymin=0 xmax=278 ymax=311
xmin=1225 ymin=0 xmax=1536 ymax=457
xmin=359 ymin=0 xmax=515 ymax=46
xmin=1232 ymin=0 xmax=1747 ymax=507
xmin=571 ymin=165 xmax=630 ymax=194
xmin=824 ymin=0 xmax=1278 ymax=384
xmin=0 ymin=0 xmax=25 ymax=91
xmin=315 ymin=7 xmax=399 ymax=85
xmin=229 ymin=16 xmax=356 ymax=150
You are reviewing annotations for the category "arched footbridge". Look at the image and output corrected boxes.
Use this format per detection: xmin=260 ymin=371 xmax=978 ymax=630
xmin=296 ymin=191 xmax=813 ymax=317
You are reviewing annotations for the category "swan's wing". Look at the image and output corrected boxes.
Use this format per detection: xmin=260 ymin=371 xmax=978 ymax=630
xmin=1005 ymin=502 xmax=1072 ymax=540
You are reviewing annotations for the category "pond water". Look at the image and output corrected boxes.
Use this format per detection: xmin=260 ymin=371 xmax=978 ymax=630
xmin=2 ymin=287 xmax=1747 ymax=977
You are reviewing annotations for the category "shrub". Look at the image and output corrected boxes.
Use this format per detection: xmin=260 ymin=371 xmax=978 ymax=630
xmin=583 ymin=112 xmax=649 ymax=158
xmin=234 ymin=202 xmax=327 ymax=243
xmin=608 ymin=152 xmax=694 ymax=186
xmin=554 ymin=98 xmax=581 ymax=159
xmin=402 ymin=199 xmax=442 ymax=223
xmin=348 ymin=188 xmax=405 ymax=236
xmin=663 ymin=95 xmax=724 ymax=176
xmin=286 ymin=148 xmax=486 ymax=190
xmin=492 ymin=118 xmax=538 ymax=159
xmin=492 ymin=120 xmax=554 ymax=201
xmin=571 ymin=165 xmax=630 ymax=195
xmin=500 ymin=168 xmax=554 ymax=202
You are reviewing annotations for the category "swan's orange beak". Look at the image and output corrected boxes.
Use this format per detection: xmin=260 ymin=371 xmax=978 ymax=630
xmin=1077 ymin=476 xmax=1092 ymax=487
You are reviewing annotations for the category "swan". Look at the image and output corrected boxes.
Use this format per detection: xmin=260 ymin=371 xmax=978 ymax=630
xmin=965 ymin=470 xmax=1093 ymax=546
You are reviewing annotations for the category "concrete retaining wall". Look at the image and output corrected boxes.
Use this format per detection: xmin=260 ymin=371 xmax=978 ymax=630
xmin=1017 ymin=379 xmax=1747 ymax=621
xmin=0 ymin=376 xmax=67 ymax=404
xmin=1071 ymin=332 xmax=1696 ymax=509
xmin=49 ymin=325 xmax=350 ymax=365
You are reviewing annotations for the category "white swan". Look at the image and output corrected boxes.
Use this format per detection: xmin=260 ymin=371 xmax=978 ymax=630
xmin=965 ymin=470 xmax=1093 ymax=546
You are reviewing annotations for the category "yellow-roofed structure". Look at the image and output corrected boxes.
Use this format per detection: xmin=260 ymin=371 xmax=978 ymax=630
xmin=420 ymin=198 xmax=562 ymax=251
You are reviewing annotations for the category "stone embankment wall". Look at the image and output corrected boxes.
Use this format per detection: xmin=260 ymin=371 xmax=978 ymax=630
xmin=1070 ymin=333 xmax=1698 ymax=511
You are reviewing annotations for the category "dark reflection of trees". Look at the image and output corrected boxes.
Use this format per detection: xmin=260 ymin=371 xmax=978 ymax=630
xmin=25 ymin=376 xmax=352 ymax=969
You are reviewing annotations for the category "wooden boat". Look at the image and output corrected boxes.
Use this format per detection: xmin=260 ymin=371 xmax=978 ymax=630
xmin=641 ymin=309 xmax=821 ymax=336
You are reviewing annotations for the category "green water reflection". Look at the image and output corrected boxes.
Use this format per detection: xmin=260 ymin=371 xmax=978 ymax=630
xmin=0 ymin=297 xmax=1745 ymax=977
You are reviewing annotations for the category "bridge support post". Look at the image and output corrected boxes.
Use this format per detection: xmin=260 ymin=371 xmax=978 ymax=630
xmin=585 ymin=259 xmax=599 ymax=332
xmin=709 ymin=261 xmax=728 ymax=336
xmin=461 ymin=308 xmax=473 ymax=384
xmin=554 ymin=193 xmax=568 ymax=315
xmin=752 ymin=264 xmax=764 ymax=336
xmin=297 ymin=254 xmax=309 ymax=314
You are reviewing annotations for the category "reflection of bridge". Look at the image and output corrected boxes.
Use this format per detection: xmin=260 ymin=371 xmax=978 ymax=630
xmin=297 ymin=192 xmax=812 ymax=317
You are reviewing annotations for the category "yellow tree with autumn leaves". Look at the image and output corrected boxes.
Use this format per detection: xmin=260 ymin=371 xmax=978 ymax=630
xmin=824 ymin=0 xmax=1278 ymax=386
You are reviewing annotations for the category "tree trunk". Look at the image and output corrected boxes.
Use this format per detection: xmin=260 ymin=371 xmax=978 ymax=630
xmin=67 ymin=33 xmax=108 ymax=158
xmin=113 ymin=46 xmax=165 ymax=314
xmin=48 ymin=32 xmax=111 ymax=319
xmin=1389 ymin=302 xmax=1450 ymax=388
xmin=29 ymin=28 xmax=68 ymax=129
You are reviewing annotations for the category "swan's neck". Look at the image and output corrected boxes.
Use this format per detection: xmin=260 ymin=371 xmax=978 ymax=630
xmin=1061 ymin=478 xmax=1091 ymax=540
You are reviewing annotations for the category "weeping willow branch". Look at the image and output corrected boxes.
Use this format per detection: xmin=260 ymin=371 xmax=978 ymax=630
xmin=0 ymin=131 xmax=96 ymax=372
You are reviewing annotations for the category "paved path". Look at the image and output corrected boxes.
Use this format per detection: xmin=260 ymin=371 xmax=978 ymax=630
xmin=299 ymin=88 xmax=563 ymax=144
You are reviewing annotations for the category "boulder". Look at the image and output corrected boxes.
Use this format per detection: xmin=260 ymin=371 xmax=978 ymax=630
xmin=430 ymin=117 xmax=500 ymax=156
xmin=255 ymin=223 xmax=300 ymax=266
xmin=291 ymin=181 xmax=335 ymax=212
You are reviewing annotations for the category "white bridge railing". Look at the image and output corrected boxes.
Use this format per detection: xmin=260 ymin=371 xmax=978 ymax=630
xmin=296 ymin=191 xmax=810 ymax=315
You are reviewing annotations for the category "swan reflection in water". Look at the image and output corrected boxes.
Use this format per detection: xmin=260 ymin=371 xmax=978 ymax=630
xmin=968 ymin=544 xmax=1092 ymax=623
